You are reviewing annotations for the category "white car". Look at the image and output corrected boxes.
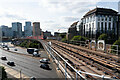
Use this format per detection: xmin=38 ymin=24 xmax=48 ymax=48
xmin=39 ymin=58 xmax=49 ymax=63
xmin=33 ymin=52 xmax=40 ymax=57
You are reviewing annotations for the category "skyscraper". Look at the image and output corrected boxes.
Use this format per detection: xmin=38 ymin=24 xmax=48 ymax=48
xmin=12 ymin=22 xmax=22 ymax=38
xmin=33 ymin=22 xmax=42 ymax=36
xmin=24 ymin=21 xmax=32 ymax=37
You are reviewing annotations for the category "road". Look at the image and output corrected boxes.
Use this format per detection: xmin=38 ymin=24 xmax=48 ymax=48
xmin=0 ymin=43 xmax=58 ymax=78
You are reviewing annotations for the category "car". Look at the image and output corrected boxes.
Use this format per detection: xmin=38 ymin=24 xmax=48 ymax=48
xmin=1 ymin=56 xmax=7 ymax=60
xmin=30 ymin=77 xmax=36 ymax=80
xmin=2 ymin=45 xmax=6 ymax=48
xmin=14 ymin=49 xmax=17 ymax=51
xmin=40 ymin=64 xmax=50 ymax=69
xmin=33 ymin=52 xmax=40 ymax=57
xmin=7 ymin=47 xmax=9 ymax=50
xmin=7 ymin=61 xmax=15 ymax=66
xmin=39 ymin=58 xmax=49 ymax=63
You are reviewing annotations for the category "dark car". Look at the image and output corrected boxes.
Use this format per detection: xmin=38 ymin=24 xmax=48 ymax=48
xmin=1 ymin=56 xmax=7 ymax=60
xmin=7 ymin=47 xmax=9 ymax=50
xmin=7 ymin=61 xmax=15 ymax=66
xmin=14 ymin=49 xmax=17 ymax=51
xmin=40 ymin=64 xmax=49 ymax=69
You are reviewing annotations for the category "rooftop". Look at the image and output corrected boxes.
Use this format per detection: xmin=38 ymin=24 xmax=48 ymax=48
xmin=84 ymin=7 xmax=118 ymax=17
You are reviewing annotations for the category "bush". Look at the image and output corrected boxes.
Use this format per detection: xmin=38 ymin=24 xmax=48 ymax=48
xmin=0 ymin=66 xmax=7 ymax=80
xmin=71 ymin=35 xmax=87 ymax=41
xmin=98 ymin=34 xmax=107 ymax=41
xmin=111 ymin=39 xmax=120 ymax=54
xmin=61 ymin=37 xmax=67 ymax=42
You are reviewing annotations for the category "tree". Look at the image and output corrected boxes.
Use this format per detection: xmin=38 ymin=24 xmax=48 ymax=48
xmin=98 ymin=34 xmax=107 ymax=41
xmin=0 ymin=66 xmax=7 ymax=80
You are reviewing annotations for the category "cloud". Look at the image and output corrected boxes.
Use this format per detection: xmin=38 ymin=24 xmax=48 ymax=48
xmin=63 ymin=16 xmax=79 ymax=22
xmin=39 ymin=0 xmax=100 ymax=14
xmin=3 ymin=13 xmax=27 ymax=20
xmin=0 ymin=7 xmax=27 ymax=21
xmin=44 ymin=20 xmax=54 ymax=23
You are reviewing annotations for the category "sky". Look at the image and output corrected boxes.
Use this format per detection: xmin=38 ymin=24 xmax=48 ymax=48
xmin=0 ymin=0 xmax=120 ymax=34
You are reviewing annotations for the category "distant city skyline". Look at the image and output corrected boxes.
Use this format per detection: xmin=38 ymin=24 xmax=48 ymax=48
xmin=0 ymin=0 xmax=120 ymax=34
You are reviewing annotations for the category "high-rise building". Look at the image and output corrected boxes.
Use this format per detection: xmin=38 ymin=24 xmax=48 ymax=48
xmin=118 ymin=1 xmax=120 ymax=14
xmin=1 ymin=25 xmax=9 ymax=37
xmin=24 ymin=21 xmax=32 ymax=37
xmin=33 ymin=22 xmax=42 ymax=36
xmin=12 ymin=22 xmax=22 ymax=38
xmin=0 ymin=25 xmax=13 ymax=38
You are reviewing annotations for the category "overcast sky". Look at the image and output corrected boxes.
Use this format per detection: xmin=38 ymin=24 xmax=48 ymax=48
xmin=0 ymin=0 xmax=119 ymax=34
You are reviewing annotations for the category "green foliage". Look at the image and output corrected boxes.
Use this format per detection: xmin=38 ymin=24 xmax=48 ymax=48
xmin=98 ymin=34 xmax=107 ymax=41
xmin=61 ymin=37 xmax=67 ymax=42
xmin=111 ymin=38 xmax=120 ymax=54
xmin=71 ymin=35 xmax=87 ymax=41
xmin=59 ymin=33 xmax=66 ymax=38
xmin=19 ymin=40 xmax=43 ymax=49
xmin=0 ymin=66 xmax=7 ymax=80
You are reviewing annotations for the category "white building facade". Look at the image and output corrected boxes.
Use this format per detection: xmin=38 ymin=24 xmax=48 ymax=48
xmin=82 ymin=8 xmax=118 ymax=40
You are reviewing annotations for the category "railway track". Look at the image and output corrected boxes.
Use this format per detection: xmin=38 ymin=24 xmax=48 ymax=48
xmin=48 ymin=40 xmax=120 ymax=79
xmin=51 ymin=44 xmax=96 ymax=79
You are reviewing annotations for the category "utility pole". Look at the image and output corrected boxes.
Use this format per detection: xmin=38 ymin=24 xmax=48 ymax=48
xmin=20 ymin=69 xmax=22 ymax=80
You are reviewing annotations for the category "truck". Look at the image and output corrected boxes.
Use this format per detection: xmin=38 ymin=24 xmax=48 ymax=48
xmin=27 ymin=48 xmax=39 ymax=54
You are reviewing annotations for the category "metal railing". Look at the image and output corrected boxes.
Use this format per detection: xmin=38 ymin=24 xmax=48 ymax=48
xmin=39 ymin=40 xmax=112 ymax=80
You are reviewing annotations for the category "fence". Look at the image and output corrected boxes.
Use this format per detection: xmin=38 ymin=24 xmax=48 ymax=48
xmin=40 ymin=40 xmax=112 ymax=80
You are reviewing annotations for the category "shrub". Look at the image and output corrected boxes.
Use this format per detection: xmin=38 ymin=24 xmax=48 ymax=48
xmin=71 ymin=35 xmax=87 ymax=41
xmin=61 ymin=37 xmax=67 ymax=42
xmin=98 ymin=34 xmax=107 ymax=41
xmin=111 ymin=39 xmax=120 ymax=54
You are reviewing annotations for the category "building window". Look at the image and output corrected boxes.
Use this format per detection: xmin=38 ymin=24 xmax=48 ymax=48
xmin=87 ymin=18 xmax=89 ymax=23
xmin=102 ymin=15 xmax=104 ymax=21
xmin=98 ymin=22 xmax=100 ymax=31
xmin=90 ymin=16 xmax=92 ymax=22
xmin=86 ymin=24 xmax=88 ymax=31
xmin=109 ymin=17 xmax=111 ymax=21
xmin=93 ymin=15 xmax=95 ymax=21
xmin=108 ymin=22 xmax=111 ymax=30
xmin=105 ymin=16 xmax=107 ymax=21
xmin=105 ymin=22 xmax=107 ymax=33
xmin=101 ymin=22 xmax=103 ymax=33
xmin=92 ymin=23 xmax=94 ymax=29
xmin=98 ymin=16 xmax=100 ymax=21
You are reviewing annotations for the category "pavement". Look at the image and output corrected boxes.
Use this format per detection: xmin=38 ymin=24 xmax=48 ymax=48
xmin=0 ymin=64 xmax=29 ymax=78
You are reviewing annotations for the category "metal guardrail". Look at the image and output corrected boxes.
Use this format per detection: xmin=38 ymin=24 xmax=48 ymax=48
xmin=40 ymin=40 xmax=113 ymax=80
xmin=42 ymin=42 xmax=87 ymax=80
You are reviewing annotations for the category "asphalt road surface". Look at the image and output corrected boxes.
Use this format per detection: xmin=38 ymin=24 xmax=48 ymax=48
xmin=0 ymin=47 xmax=58 ymax=78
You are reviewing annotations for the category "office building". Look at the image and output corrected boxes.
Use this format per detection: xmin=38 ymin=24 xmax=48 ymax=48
xmin=33 ymin=22 xmax=42 ymax=36
xmin=12 ymin=22 xmax=22 ymax=38
xmin=24 ymin=21 xmax=32 ymax=37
